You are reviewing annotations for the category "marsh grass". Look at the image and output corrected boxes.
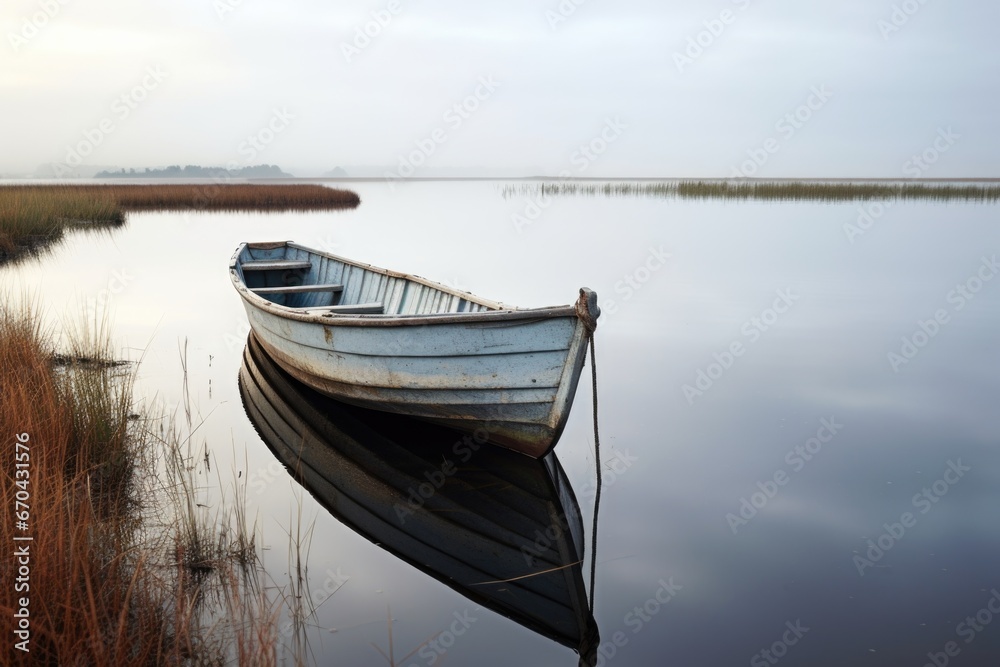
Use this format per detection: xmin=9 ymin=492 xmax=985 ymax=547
xmin=0 ymin=301 xmax=164 ymax=664
xmin=503 ymin=179 xmax=1000 ymax=203
xmin=0 ymin=303 xmax=288 ymax=665
xmin=0 ymin=184 xmax=361 ymax=262
xmin=99 ymin=183 xmax=361 ymax=212
xmin=0 ymin=186 xmax=124 ymax=261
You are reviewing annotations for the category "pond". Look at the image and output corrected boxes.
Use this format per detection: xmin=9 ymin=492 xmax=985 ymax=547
xmin=3 ymin=180 xmax=999 ymax=665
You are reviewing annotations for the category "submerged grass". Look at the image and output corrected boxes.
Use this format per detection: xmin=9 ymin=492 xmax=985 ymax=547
xmin=0 ymin=303 xmax=291 ymax=665
xmin=503 ymin=179 xmax=1000 ymax=203
xmin=0 ymin=184 xmax=361 ymax=262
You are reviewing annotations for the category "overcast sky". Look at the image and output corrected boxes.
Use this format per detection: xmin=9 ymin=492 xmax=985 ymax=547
xmin=2 ymin=0 xmax=997 ymax=177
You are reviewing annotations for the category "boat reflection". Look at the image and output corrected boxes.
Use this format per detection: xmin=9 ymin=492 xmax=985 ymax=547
xmin=239 ymin=334 xmax=600 ymax=665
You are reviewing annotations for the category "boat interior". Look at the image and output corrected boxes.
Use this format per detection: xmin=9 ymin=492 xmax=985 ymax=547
xmin=237 ymin=242 xmax=499 ymax=316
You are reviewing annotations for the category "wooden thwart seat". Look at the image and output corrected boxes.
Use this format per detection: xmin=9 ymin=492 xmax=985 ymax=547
xmin=242 ymin=260 xmax=312 ymax=271
xmin=325 ymin=302 xmax=384 ymax=314
xmin=251 ymin=284 xmax=344 ymax=295
xmin=297 ymin=302 xmax=384 ymax=315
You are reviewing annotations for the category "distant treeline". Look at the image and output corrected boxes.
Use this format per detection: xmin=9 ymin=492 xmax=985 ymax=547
xmin=95 ymin=164 xmax=292 ymax=179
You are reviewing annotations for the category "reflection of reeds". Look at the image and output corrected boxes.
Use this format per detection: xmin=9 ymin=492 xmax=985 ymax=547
xmin=282 ymin=497 xmax=317 ymax=667
xmin=0 ymin=184 xmax=361 ymax=262
xmin=502 ymin=180 xmax=1000 ymax=203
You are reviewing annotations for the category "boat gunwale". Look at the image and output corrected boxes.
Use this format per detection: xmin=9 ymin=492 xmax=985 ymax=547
xmin=230 ymin=241 xmax=581 ymax=327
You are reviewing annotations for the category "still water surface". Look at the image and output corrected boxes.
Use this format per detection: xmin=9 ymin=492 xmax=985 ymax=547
xmin=3 ymin=181 xmax=999 ymax=665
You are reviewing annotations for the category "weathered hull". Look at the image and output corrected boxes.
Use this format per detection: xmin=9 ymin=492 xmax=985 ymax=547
xmin=238 ymin=334 xmax=599 ymax=662
xmin=230 ymin=242 xmax=599 ymax=458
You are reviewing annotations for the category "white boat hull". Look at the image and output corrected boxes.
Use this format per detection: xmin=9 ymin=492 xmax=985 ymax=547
xmin=231 ymin=242 xmax=599 ymax=457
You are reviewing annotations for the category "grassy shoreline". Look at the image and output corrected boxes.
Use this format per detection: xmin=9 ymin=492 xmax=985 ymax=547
xmin=0 ymin=306 xmax=282 ymax=664
xmin=0 ymin=183 xmax=360 ymax=261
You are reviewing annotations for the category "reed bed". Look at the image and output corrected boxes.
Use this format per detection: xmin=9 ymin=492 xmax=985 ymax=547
xmin=0 ymin=186 xmax=123 ymax=259
xmin=503 ymin=180 xmax=1000 ymax=203
xmin=0 ymin=304 xmax=284 ymax=665
xmin=0 ymin=302 xmax=158 ymax=664
xmin=0 ymin=184 xmax=361 ymax=261
xmin=100 ymin=183 xmax=361 ymax=211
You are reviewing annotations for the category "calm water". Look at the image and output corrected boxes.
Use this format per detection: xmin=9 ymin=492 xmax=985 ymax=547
xmin=4 ymin=181 xmax=1000 ymax=665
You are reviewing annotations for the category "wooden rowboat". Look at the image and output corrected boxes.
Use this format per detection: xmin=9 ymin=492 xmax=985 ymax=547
xmin=238 ymin=334 xmax=600 ymax=664
xmin=230 ymin=241 xmax=600 ymax=458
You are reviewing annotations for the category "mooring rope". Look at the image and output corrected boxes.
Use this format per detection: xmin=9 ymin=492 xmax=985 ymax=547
xmin=587 ymin=331 xmax=601 ymax=613
xmin=574 ymin=287 xmax=602 ymax=615
xmin=575 ymin=289 xmax=602 ymax=665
